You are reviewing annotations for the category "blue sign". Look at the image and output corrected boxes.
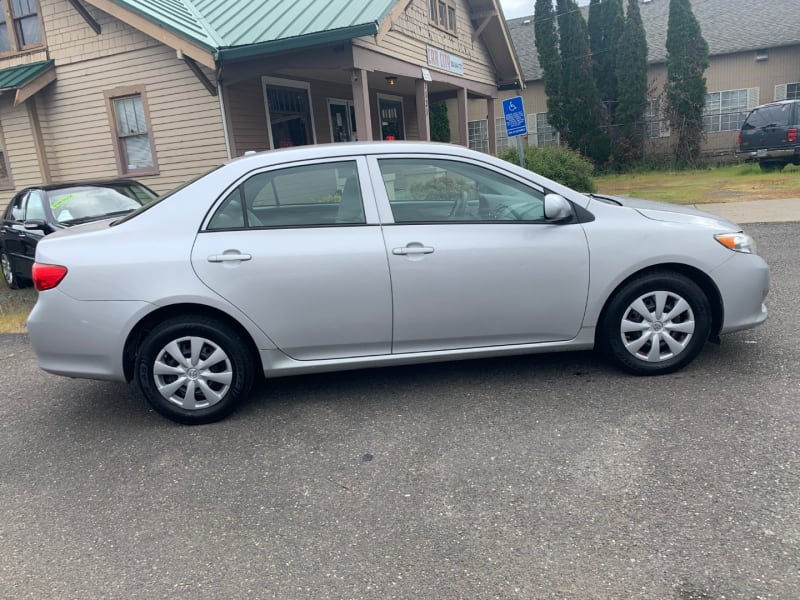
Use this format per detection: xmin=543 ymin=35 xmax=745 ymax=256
xmin=502 ymin=96 xmax=527 ymax=137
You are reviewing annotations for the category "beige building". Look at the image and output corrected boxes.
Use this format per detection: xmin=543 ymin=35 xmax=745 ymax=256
xmin=465 ymin=0 xmax=800 ymax=159
xmin=0 ymin=0 xmax=522 ymax=207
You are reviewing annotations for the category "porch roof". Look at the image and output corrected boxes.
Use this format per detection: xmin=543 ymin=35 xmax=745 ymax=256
xmin=0 ymin=60 xmax=57 ymax=105
xmin=95 ymin=0 xmax=393 ymax=60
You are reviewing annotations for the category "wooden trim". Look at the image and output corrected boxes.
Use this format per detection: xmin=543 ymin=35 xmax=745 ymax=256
xmin=472 ymin=12 xmax=495 ymax=42
xmin=14 ymin=67 xmax=55 ymax=106
xmin=84 ymin=0 xmax=216 ymax=69
xmin=65 ymin=0 xmax=101 ymax=35
xmin=184 ymin=56 xmax=217 ymax=96
xmin=375 ymin=0 xmax=413 ymax=44
xmin=25 ymin=96 xmax=50 ymax=183
xmin=0 ymin=116 xmax=14 ymax=191
xmin=103 ymin=84 xmax=160 ymax=177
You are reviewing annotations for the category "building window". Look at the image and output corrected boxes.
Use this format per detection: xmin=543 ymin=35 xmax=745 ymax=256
xmin=429 ymin=0 xmax=456 ymax=33
xmin=468 ymin=119 xmax=488 ymax=154
xmin=378 ymin=94 xmax=405 ymax=140
xmin=0 ymin=0 xmax=43 ymax=52
xmin=777 ymin=82 xmax=800 ymax=101
xmin=495 ymin=117 xmax=512 ymax=153
xmin=264 ymin=79 xmax=315 ymax=148
xmin=105 ymin=87 xmax=158 ymax=176
xmin=704 ymin=89 xmax=749 ymax=133
xmin=533 ymin=112 xmax=560 ymax=146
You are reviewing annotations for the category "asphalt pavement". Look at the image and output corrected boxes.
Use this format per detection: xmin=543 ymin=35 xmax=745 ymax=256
xmin=0 ymin=222 xmax=798 ymax=599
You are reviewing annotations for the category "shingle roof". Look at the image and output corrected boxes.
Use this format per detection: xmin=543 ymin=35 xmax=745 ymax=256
xmin=508 ymin=0 xmax=800 ymax=82
xmin=105 ymin=0 xmax=394 ymax=58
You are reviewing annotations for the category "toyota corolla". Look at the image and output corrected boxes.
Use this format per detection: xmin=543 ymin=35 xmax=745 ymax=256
xmin=27 ymin=142 xmax=769 ymax=424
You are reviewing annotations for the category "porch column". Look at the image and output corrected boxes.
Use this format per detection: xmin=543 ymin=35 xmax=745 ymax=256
xmin=456 ymin=87 xmax=468 ymax=147
xmin=487 ymin=97 xmax=497 ymax=155
xmin=351 ymin=69 xmax=373 ymax=141
xmin=415 ymin=79 xmax=430 ymax=141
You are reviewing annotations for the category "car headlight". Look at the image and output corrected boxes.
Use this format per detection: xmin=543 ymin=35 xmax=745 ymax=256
xmin=714 ymin=232 xmax=757 ymax=254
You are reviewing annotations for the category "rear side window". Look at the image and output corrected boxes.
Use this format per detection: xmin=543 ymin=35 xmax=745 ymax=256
xmin=207 ymin=161 xmax=365 ymax=229
xmin=742 ymin=104 xmax=793 ymax=129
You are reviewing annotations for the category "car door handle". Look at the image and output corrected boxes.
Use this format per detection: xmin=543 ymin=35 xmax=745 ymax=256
xmin=207 ymin=252 xmax=252 ymax=263
xmin=393 ymin=246 xmax=434 ymax=255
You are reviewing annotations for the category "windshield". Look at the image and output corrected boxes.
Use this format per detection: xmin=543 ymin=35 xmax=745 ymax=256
xmin=48 ymin=184 xmax=158 ymax=225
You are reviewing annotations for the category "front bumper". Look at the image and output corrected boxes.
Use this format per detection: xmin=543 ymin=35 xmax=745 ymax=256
xmin=712 ymin=252 xmax=769 ymax=335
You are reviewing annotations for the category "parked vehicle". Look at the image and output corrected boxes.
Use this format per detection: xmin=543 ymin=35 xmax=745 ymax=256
xmin=1 ymin=180 xmax=157 ymax=288
xmin=27 ymin=142 xmax=769 ymax=424
xmin=738 ymin=99 xmax=800 ymax=171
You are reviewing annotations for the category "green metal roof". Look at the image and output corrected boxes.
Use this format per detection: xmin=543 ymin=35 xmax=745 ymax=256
xmin=0 ymin=59 xmax=55 ymax=90
xmin=106 ymin=0 xmax=394 ymax=60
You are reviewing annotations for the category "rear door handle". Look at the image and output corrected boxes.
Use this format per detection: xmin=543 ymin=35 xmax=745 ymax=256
xmin=207 ymin=252 xmax=252 ymax=263
xmin=392 ymin=246 xmax=434 ymax=255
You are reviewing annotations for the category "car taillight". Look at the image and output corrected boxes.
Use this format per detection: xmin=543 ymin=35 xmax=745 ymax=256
xmin=788 ymin=128 xmax=798 ymax=143
xmin=737 ymin=133 xmax=742 ymax=147
xmin=32 ymin=263 xmax=68 ymax=291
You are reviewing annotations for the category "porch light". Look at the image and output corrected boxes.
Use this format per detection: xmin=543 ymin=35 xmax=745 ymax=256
xmin=385 ymin=76 xmax=397 ymax=86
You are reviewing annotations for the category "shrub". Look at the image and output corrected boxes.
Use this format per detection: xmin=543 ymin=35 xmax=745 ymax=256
xmin=500 ymin=145 xmax=597 ymax=192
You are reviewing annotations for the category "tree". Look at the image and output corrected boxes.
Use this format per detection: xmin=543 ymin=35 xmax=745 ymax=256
xmin=665 ymin=0 xmax=709 ymax=165
xmin=534 ymin=0 xmax=565 ymax=135
xmin=588 ymin=0 xmax=624 ymax=125
xmin=429 ymin=102 xmax=450 ymax=142
xmin=557 ymin=0 xmax=605 ymax=161
xmin=614 ymin=0 xmax=649 ymax=166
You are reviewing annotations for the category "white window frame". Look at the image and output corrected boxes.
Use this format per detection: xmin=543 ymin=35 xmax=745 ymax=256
xmin=775 ymin=83 xmax=800 ymax=101
xmin=703 ymin=87 xmax=759 ymax=133
xmin=468 ymin=119 xmax=488 ymax=154
xmin=262 ymin=76 xmax=317 ymax=150
xmin=495 ymin=117 xmax=511 ymax=153
xmin=528 ymin=112 xmax=560 ymax=147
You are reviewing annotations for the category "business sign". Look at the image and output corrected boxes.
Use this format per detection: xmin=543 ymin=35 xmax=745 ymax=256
xmin=502 ymin=96 xmax=527 ymax=137
xmin=426 ymin=46 xmax=464 ymax=75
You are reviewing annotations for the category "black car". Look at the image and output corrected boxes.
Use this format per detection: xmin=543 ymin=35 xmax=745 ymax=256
xmin=1 ymin=179 xmax=157 ymax=289
xmin=738 ymin=99 xmax=800 ymax=171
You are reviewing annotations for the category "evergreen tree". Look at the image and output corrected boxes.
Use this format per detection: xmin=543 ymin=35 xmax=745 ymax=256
xmin=588 ymin=0 xmax=624 ymax=125
xmin=534 ymin=0 xmax=565 ymax=134
xmin=557 ymin=0 xmax=604 ymax=160
xmin=615 ymin=0 xmax=649 ymax=166
xmin=429 ymin=102 xmax=451 ymax=142
xmin=665 ymin=0 xmax=709 ymax=165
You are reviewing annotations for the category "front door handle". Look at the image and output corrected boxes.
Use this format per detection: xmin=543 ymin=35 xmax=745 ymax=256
xmin=207 ymin=252 xmax=252 ymax=263
xmin=393 ymin=246 xmax=434 ymax=255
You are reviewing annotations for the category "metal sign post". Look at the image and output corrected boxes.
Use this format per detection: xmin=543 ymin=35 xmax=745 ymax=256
xmin=502 ymin=96 xmax=528 ymax=169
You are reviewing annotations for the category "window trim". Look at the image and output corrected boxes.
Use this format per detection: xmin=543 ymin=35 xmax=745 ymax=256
xmin=104 ymin=85 xmax=159 ymax=177
xmin=428 ymin=0 xmax=457 ymax=34
xmin=0 ymin=0 xmax=45 ymax=55
xmin=703 ymin=87 xmax=756 ymax=134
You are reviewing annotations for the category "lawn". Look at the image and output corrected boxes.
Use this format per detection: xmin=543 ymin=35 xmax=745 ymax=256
xmin=0 ymin=286 xmax=36 ymax=334
xmin=595 ymin=163 xmax=800 ymax=204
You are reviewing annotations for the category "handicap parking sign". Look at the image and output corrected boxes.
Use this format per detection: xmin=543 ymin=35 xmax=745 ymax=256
xmin=502 ymin=96 xmax=527 ymax=137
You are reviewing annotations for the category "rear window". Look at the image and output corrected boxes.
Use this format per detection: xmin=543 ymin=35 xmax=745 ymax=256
xmin=742 ymin=103 xmax=794 ymax=130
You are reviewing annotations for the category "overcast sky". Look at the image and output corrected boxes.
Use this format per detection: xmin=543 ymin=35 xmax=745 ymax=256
xmin=499 ymin=0 xmax=590 ymax=20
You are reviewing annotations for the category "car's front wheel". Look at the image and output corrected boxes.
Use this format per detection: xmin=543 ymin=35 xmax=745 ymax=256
xmin=601 ymin=272 xmax=712 ymax=375
xmin=135 ymin=316 xmax=255 ymax=424
xmin=1 ymin=250 xmax=20 ymax=289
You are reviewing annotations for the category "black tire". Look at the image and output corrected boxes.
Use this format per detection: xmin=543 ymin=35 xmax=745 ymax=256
xmin=1 ymin=250 xmax=20 ymax=290
xmin=135 ymin=316 xmax=255 ymax=424
xmin=600 ymin=271 xmax=711 ymax=375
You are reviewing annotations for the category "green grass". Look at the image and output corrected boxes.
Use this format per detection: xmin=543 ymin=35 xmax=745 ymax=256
xmin=0 ymin=286 xmax=36 ymax=333
xmin=595 ymin=163 xmax=800 ymax=204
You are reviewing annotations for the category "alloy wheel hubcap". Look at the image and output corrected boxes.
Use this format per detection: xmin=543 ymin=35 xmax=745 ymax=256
xmin=152 ymin=336 xmax=233 ymax=410
xmin=620 ymin=290 xmax=695 ymax=363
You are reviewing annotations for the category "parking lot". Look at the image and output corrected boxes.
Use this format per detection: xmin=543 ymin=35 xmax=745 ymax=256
xmin=1 ymin=222 xmax=798 ymax=599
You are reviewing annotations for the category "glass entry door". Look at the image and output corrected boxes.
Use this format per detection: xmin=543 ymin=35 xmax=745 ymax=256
xmin=329 ymin=100 xmax=356 ymax=142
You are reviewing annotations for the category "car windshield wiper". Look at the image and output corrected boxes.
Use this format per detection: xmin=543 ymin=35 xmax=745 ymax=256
xmin=60 ymin=210 xmax=135 ymax=226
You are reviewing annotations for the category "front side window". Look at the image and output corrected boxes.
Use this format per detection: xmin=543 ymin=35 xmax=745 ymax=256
xmin=207 ymin=161 xmax=364 ymax=230
xmin=106 ymin=88 xmax=158 ymax=176
xmin=0 ymin=0 xmax=42 ymax=52
xmin=377 ymin=158 xmax=546 ymax=223
xmin=704 ymin=89 xmax=749 ymax=133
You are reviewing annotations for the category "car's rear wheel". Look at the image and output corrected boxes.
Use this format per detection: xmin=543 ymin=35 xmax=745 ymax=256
xmin=1 ymin=250 xmax=20 ymax=289
xmin=135 ymin=316 xmax=254 ymax=424
xmin=601 ymin=272 xmax=711 ymax=375
xmin=758 ymin=160 xmax=786 ymax=172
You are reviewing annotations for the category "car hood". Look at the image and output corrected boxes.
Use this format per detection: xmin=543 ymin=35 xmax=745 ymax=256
xmin=590 ymin=194 xmax=742 ymax=230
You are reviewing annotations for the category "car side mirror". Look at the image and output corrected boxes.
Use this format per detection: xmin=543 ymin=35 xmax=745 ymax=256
xmin=24 ymin=219 xmax=50 ymax=232
xmin=543 ymin=194 xmax=572 ymax=222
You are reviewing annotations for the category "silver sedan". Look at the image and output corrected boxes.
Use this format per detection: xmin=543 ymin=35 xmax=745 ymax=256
xmin=27 ymin=142 xmax=769 ymax=424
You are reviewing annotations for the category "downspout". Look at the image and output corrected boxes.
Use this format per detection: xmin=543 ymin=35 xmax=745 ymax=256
xmin=217 ymin=63 xmax=232 ymax=160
